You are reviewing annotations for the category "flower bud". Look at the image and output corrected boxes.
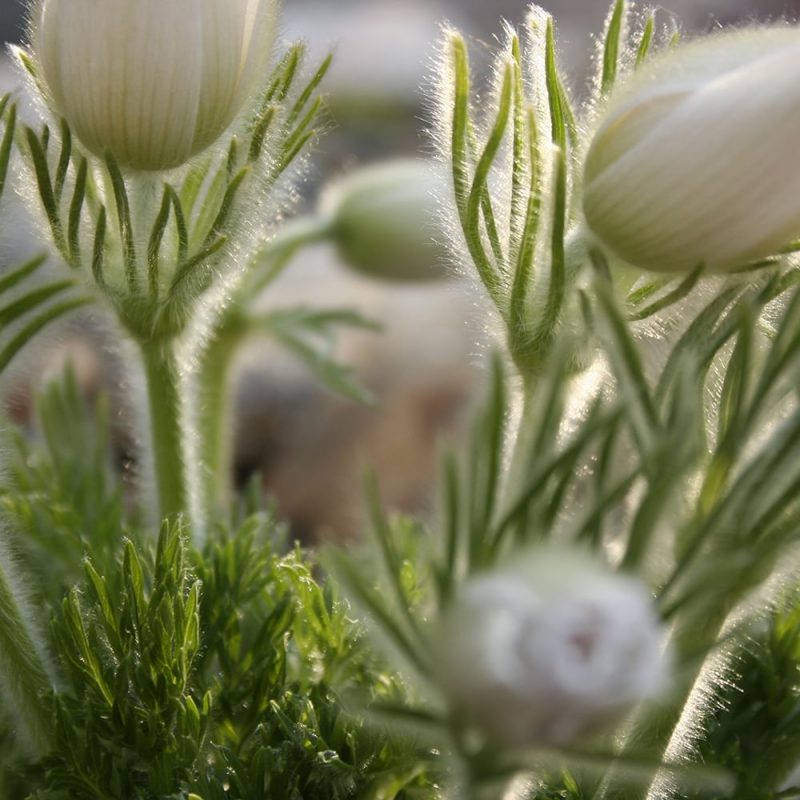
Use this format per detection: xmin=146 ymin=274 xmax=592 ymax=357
xmin=30 ymin=0 xmax=278 ymax=171
xmin=583 ymin=28 xmax=800 ymax=273
xmin=436 ymin=548 xmax=668 ymax=747
xmin=320 ymin=159 xmax=449 ymax=281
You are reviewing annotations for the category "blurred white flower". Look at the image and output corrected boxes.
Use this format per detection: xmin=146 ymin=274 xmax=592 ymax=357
xmin=437 ymin=548 xmax=668 ymax=746
xmin=583 ymin=28 xmax=800 ymax=273
xmin=30 ymin=0 xmax=278 ymax=171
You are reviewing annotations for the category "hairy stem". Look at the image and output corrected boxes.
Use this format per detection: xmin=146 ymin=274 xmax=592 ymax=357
xmin=195 ymin=215 xmax=332 ymax=515
xmin=140 ymin=340 xmax=188 ymax=524
xmin=196 ymin=324 xmax=242 ymax=517
xmin=593 ymin=609 xmax=729 ymax=800
xmin=502 ymin=377 xmax=541 ymax=511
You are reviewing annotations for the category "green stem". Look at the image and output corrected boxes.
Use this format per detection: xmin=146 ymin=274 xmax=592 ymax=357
xmin=140 ymin=340 xmax=188 ymax=523
xmin=0 ymin=540 xmax=54 ymax=757
xmin=490 ymin=376 xmax=544 ymax=557
xmin=593 ymin=609 xmax=729 ymax=800
xmin=196 ymin=324 xmax=242 ymax=517
xmin=503 ymin=378 xmax=540 ymax=505
xmin=194 ymin=214 xmax=332 ymax=516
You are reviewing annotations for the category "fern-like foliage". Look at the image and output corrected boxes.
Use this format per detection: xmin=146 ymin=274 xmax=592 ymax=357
xmin=0 ymin=372 xmax=436 ymax=800
xmin=0 ymin=369 xmax=125 ymax=598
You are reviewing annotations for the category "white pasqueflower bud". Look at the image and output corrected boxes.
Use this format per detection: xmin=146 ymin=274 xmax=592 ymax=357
xmin=30 ymin=0 xmax=278 ymax=171
xmin=583 ymin=28 xmax=800 ymax=273
xmin=320 ymin=159 xmax=449 ymax=281
xmin=437 ymin=548 xmax=668 ymax=747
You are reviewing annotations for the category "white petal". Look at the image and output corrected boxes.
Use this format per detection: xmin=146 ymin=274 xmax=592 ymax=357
xmin=34 ymin=0 xmax=278 ymax=170
xmin=194 ymin=0 xmax=244 ymax=146
xmin=585 ymin=37 xmax=800 ymax=272
xmin=585 ymin=90 xmax=688 ymax=184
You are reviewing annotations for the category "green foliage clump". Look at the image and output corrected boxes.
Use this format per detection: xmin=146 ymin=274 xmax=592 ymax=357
xmin=0 ymin=369 xmax=125 ymax=597
xmin=36 ymin=526 xmax=206 ymax=799
xmin=0 ymin=373 xmax=435 ymax=800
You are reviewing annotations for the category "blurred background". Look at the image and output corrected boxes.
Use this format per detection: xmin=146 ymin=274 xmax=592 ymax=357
xmin=1 ymin=0 xmax=797 ymax=542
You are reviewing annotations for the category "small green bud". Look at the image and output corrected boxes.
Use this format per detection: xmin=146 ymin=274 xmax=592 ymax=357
xmin=321 ymin=159 xmax=449 ymax=282
xmin=29 ymin=0 xmax=278 ymax=171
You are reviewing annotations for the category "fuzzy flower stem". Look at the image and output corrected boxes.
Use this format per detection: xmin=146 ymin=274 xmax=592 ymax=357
xmin=196 ymin=216 xmax=333 ymax=515
xmin=593 ymin=609 xmax=728 ymax=800
xmin=598 ymin=469 xmax=753 ymax=796
xmin=0 ymin=541 xmax=55 ymax=757
xmin=196 ymin=326 xmax=242 ymax=515
xmin=499 ymin=345 xmax=576 ymax=534
xmin=502 ymin=377 xmax=540 ymax=514
xmin=140 ymin=340 xmax=188 ymax=524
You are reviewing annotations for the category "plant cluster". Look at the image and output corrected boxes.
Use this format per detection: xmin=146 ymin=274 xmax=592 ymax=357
xmin=0 ymin=0 xmax=800 ymax=799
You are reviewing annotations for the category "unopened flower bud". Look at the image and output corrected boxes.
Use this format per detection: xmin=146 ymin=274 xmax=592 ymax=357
xmin=437 ymin=548 xmax=668 ymax=747
xmin=30 ymin=0 xmax=278 ymax=171
xmin=321 ymin=159 xmax=449 ymax=281
xmin=583 ymin=28 xmax=800 ymax=273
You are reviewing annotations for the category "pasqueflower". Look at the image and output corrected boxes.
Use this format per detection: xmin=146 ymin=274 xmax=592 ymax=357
xmin=31 ymin=0 xmax=278 ymax=170
xmin=583 ymin=28 xmax=800 ymax=273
